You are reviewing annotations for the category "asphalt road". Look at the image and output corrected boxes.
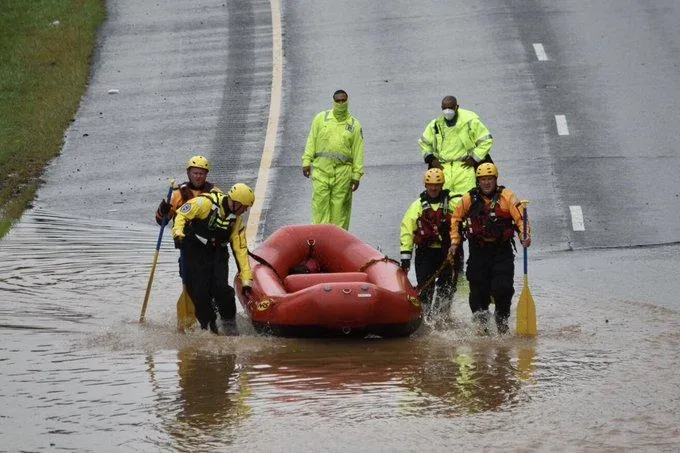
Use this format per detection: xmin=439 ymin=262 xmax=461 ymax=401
xmin=33 ymin=0 xmax=680 ymax=259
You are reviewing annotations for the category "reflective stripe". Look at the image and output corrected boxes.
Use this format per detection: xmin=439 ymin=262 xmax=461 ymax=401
xmin=419 ymin=135 xmax=432 ymax=145
xmin=475 ymin=134 xmax=492 ymax=146
xmin=439 ymin=155 xmax=468 ymax=164
xmin=400 ymin=252 xmax=412 ymax=260
xmin=315 ymin=152 xmax=353 ymax=163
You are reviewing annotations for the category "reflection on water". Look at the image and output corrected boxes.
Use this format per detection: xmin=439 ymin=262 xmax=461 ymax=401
xmin=146 ymin=344 xmax=252 ymax=451
xmin=239 ymin=339 xmax=536 ymax=419
xmin=403 ymin=343 xmax=526 ymax=415
xmin=2 ymin=210 xmax=680 ymax=452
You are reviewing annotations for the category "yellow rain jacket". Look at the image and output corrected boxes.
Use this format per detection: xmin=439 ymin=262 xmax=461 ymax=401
xmin=418 ymin=109 xmax=493 ymax=197
xmin=155 ymin=181 xmax=221 ymax=225
xmin=400 ymin=191 xmax=461 ymax=261
xmin=172 ymin=192 xmax=252 ymax=286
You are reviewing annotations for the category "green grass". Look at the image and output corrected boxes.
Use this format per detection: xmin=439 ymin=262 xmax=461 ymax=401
xmin=0 ymin=0 xmax=106 ymax=237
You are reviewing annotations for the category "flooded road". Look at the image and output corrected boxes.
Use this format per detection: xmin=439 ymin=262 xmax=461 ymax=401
xmin=2 ymin=211 xmax=680 ymax=452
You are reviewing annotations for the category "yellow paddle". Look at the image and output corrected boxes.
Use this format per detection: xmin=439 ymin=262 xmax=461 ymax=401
xmin=140 ymin=180 xmax=174 ymax=323
xmin=516 ymin=201 xmax=537 ymax=337
xmin=177 ymin=248 xmax=197 ymax=333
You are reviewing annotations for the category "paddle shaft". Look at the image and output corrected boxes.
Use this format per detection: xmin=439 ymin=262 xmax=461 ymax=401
xmin=523 ymin=205 xmax=528 ymax=275
xmin=140 ymin=183 xmax=174 ymax=323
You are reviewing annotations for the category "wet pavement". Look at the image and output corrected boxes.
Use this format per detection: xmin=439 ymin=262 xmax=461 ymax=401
xmin=2 ymin=0 xmax=680 ymax=451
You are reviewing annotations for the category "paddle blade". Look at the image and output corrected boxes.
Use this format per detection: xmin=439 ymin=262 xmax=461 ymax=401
xmin=516 ymin=275 xmax=537 ymax=337
xmin=177 ymin=288 xmax=197 ymax=333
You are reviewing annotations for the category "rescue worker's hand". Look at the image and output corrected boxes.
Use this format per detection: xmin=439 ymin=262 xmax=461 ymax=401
xmin=520 ymin=237 xmax=531 ymax=248
xmin=158 ymin=199 xmax=171 ymax=216
xmin=400 ymin=259 xmax=410 ymax=271
xmin=428 ymin=157 xmax=443 ymax=169
xmin=461 ymin=156 xmax=477 ymax=168
xmin=173 ymin=236 xmax=183 ymax=249
xmin=302 ymin=166 xmax=311 ymax=178
xmin=242 ymin=285 xmax=253 ymax=299
xmin=350 ymin=180 xmax=360 ymax=191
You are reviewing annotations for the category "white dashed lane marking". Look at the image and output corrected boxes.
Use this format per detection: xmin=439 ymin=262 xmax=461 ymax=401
xmin=533 ymin=43 xmax=548 ymax=61
xmin=555 ymin=115 xmax=570 ymax=135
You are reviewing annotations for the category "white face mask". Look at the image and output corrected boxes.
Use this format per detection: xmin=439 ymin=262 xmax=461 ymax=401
xmin=442 ymin=109 xmax=456 ymax=120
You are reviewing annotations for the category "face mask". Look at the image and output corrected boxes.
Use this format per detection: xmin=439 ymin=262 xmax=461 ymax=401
xmin=332 ymin=101 xmax=349 ymax=120
xmin=442 ymin=108 xmax=456 ymax=120
xmin=333 ymin=101 xmax=348 ymax=113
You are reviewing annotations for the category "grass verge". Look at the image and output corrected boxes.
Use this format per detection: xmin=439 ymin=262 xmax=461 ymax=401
xmin=0 ymin=0 xmax=106 ymax=237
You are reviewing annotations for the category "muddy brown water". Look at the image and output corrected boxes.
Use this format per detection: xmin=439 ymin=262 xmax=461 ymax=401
xmin=1 ymin=210 xmax=679 ymax=452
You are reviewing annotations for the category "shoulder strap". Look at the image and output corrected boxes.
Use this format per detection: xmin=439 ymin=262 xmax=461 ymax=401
xmin=490 ymin=186 xmax=505 ymax=209
xmin=441 ymin=190 xmax=451 ymax=215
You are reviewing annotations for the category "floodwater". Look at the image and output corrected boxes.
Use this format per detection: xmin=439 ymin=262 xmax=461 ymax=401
xmin=1 ymin=210 xmax=680 ymax=452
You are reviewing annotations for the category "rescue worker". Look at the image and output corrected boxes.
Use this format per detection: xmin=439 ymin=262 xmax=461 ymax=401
xmin=418 ymin=95 xmax=493 ymax=198
xmin=155 ymin=155 xmax=221 ymax=225
xmin=172 ymin=183 xmax=255 ymax=335
xmin=400 ymin=168 xmax=461 ymax=322
xmin=301 ymin=89 xmax=365 ymax=230
xmin=448 ymin=163 xmax=531 ymax=335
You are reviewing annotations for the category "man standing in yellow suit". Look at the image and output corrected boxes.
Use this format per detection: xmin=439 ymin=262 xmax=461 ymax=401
xmin=301 ymin=89 xmax=365 ymax=230
xmin=418 ymin=95 xmax=493 ymax=198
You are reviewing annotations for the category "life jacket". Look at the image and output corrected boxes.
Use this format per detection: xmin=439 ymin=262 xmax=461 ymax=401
xmin=189 ymin=193 xmax=237 ymax=248
xmin=463 ymin=186 xmax=516 ymax=245
xmin=178 ymin=181 xmax=215 ymax=203
xmin=414 ymin=190 xmax=452 ymax=247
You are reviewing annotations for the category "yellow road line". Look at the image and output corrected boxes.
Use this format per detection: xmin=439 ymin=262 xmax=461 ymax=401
xmin=246 ymin=0 xmax=283 ymax=244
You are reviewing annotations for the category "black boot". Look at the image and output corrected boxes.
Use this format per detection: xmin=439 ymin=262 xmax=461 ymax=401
xmin=495 ymin=312 xmax=509 ymax=335
xmin=473 ymin=310 xmax=490 ymax=336
xmin=220 ymin=319 xmax=239 ymax=336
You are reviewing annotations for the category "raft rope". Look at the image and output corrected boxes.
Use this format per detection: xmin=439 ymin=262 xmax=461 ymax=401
xmin=248 ymin=250 xmax=283 ymax=281
xmin=358 ymin=256 xmax=400 ymax=272
xmin=415 ymin=256 xmax=455 ymax=293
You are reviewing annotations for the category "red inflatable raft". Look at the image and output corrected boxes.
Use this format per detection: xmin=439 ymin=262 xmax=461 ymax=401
xmin=235 ymin=224 xmax=422 ymax=337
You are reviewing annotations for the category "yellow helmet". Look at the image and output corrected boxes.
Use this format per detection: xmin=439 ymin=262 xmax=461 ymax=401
xmin=228 ymin=183 xmax=255 ymax=207
xmin=186 ymin=155 xmax=210 ymax=171
xmin=475 ymin=162 xmax=498 ymax=178
xmin=423 ymin=168 xmax=445 ymax=184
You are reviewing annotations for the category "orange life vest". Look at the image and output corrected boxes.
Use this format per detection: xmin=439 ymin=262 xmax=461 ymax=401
xmin=464 ymin=186 xmax=516 ymax=245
